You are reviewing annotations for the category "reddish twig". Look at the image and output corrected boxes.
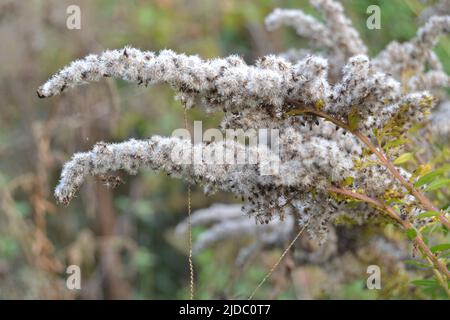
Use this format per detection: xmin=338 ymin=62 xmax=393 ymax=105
xmin=328 ymin=186 xmax=450 ymax=282
xmin=287 ymin=101 xmax=450 ymax=230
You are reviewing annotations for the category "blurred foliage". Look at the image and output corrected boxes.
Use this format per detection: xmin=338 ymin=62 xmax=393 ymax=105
xmin=0 ymin=0 xmax=449 ymax=299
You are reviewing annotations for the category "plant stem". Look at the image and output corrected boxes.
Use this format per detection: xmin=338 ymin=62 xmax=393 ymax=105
xmin=426 ymin=256 xmax=450 ymax=296
xmin=353 ymin=131 xmax=450 ymax=230
xmin=288 ymin=101 xmax=450 ymax=283
xmin=328 ymin=186 xmax=450 ymax=284
xmin=287 ymin=101 xmax=450 ymax=229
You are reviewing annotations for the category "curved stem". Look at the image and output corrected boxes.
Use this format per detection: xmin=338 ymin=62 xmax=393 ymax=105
xmin=286 ymin=102 xmax=351 ymax=131
xmin=328 ymin=186 xmax=450 ymax=283
xmin=354 ymin=131 xmax=450 ymax=230
xmin=287 ymin=101 xmax=450 ymax=230
xmin=426 ymin=256 xmax=450 ymax=297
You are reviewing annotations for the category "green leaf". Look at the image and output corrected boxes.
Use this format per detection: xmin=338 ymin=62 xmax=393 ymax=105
xmin=406 ymin=228 xmax=417 ymax=240
xmin=393 ymin=152 xmax=413 ymax=165
xmin=383 ymin=138 xmax=408 ymax=150
xmin=348 ymin=112 xmax=360 ymax=131
xmin=410 ymin=279 xmax=439 ymax=287
xmin=386 ymin=198 xmax=406 ymax=205
xmin=414 ymin=171 xmax=441 ymax=187
xmin=430 ymin=243 xmax=450 ymax=253
xmin=414 ymin=164 xmax=450 ymax=187
xmin=403 ymin=260 xmax=431 ymax=269
xmin=373 ymin=128 xmax=382 ymax=147
xmin=342 ymin=176 xmax=354 ymax=187
xmin=424 ymin=178 xmax=450 ymax=191
xmin=415 ymin=211 xmax=440 ymax=220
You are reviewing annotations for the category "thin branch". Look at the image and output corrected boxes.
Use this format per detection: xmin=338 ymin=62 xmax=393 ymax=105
xmin=353 ymin=131 xmax=450 ymax=230
xmin=328 ymin=186 xmax=450 ymax=283
xmin=248 ymin=220 xmax=309 ymax=300
xmin=288 ymin=100 xmax=450 ymax=230
xmin=286 ymin=100 xmax=351 ymax=131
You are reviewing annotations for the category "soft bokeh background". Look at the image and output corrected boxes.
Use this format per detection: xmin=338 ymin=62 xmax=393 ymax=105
xmin=0 ymin=0 xmax=449 ymax=299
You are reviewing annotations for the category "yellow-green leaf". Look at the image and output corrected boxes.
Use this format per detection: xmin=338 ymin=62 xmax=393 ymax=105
xmin=415 ymin=164 xmax=450 ymax=187
xmin=415 ymin=211 xmax=440 ymax=220
xmin=406 ymin=228 xmax=417 ymax=240
xmin=414 ymin=171 xmax=442 ymax=188
xmin=348 ymin=112 xmax=360 ymax=131
xmin=315 ymin=99 xmax=325 ymax=110
xmin=424 ymin=178 xmax=450 ymax=192
xmin=342 ymin=176 xmax=354 ymax=187
xmin=384 ymin=138 xmax=408 ymax=150
xmin=393 ymin=153 xmax=413 ymax=165
xmin=430 ymin=243 xmax=450 ymax=253
xmin=410 ymin=279 xmax=439 ymax=287
xmin=404 ymin=260 xmax=431 ymax=269
xmin=411 ymin=164 xmax=432 ymax=181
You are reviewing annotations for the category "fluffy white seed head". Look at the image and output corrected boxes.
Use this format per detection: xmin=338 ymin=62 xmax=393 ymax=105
xmin=39 ymin=1 xmax=449 ymax=242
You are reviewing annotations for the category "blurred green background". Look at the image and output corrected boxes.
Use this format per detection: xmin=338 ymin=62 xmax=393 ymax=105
xmin=0 ymin=0 xmax=449 ymax=299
